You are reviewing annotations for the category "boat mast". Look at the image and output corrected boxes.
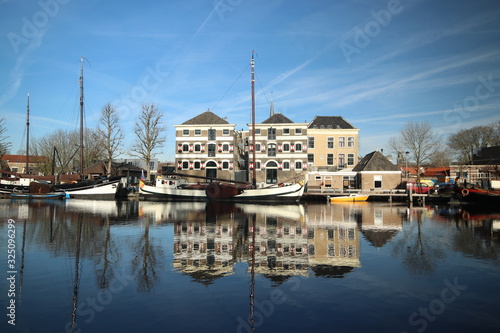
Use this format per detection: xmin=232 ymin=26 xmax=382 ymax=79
xmin=79 ymin=57 xmax=85 ymax=179
xmin=26 ymin=92 xmax=30 ymax=175
xmin=251 ymin=52 xmax=257 ymax=188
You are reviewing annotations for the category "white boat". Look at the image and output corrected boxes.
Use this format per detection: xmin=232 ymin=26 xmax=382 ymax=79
xmin=57 ymin=177 xmax=121 ymax=199
xmin=205 ymin=181 xmax=305 ymax=203
xmin=139 ymin=175 xmax=208 ymax=201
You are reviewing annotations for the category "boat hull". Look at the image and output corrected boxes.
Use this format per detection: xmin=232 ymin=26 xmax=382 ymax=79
xmin=206 ymin=182 xmax=305 ymax=203
xmin=455 ymin=187 xmax=500 ymax=205
xmin=330 ymin=195 xmax=369 ymax=203
xmin=10 ymin=192 xmax=67 ymax=199
xmin=140 ymin=184 xmax=207 ymax=201
xmin=57 ymin=179 xmax=120 ymax=199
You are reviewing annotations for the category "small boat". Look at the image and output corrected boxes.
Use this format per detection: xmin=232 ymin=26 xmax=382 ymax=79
xmin=10 ymin=181 xmax=69 ymax=199
xmin=330 ymin=193 xmax=369 ymax=203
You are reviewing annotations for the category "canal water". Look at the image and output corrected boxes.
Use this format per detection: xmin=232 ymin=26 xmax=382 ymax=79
xmin=0 ymin=199 xmax=499 ymax=333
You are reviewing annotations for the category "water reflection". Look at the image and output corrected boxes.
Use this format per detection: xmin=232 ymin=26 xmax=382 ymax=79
xmin=1 ymin=199 xmax=500 ymax=332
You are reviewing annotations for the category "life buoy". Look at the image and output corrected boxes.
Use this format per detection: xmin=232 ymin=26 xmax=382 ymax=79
xmin=462 ymin=189 xmax=469 ymax=196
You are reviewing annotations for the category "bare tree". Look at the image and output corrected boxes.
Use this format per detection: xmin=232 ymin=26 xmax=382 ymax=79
xmin=389 ymin=121 xmax=438 ymax=184
xmin=0 ymin=117 xmax=11 ymax=157
xmin=131 ymin=104 xmax=166 ymax=180
xmin=448 ymin=123 xmax=500 ymax=164
xmin=36 ymin=128 xmax=104 ymax=176
xmin=98 ymin=103 xmax=124 ymax=176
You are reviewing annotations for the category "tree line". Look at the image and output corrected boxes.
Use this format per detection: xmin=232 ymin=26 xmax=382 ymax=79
xmin=387 ymin=120 xmax=500 ymax=183
xmin=0 ymin=103 xmax=166 ymax=179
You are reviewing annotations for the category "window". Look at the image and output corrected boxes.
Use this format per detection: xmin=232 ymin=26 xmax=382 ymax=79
xmin=348 ymin=154 xmax=354 ymax=166
xmin=338 ymin=154 xmax=345 ymax=167
xmin=268 ymin=143 xmax=276 ymax=156
xmin=223 ymin=129 xmax=230 ymax=136
xmin=183 ymin=129 xmax=189 ymax=136
xmin=283 ymin=128 xmax=290 ymax=135
xmin=348 ymin=137 xmax=355 ymax=147
xmin=194 ymin=161 xmax=201 ymax=170
xmin=327 ymin=154 xmax=334 ymax=165
xmin=295 ymin=143 xmax=302 ymax=152
xmin=182 ymin=161 xmax=189 ymax=169
xmin=308 ymin=137 xmax=314 ymax=149
xmin=222 ymin=143 xmax=229 ymax=152
xmin=295 ymin=161 xmax=302 ymax=170
xmin=208 ymin=129 xmax=216 ymax=140
xmin=295 ymin=128 xmax=302 ymax=135
xmin=339 ymin=137 xmax=345 ymax=148
xmin=374 ymin=175 xmax=382 ymax=188
xmin=222 ymin=161 xmax=229 ymax=169
xmin=282 ymin=161 xmax=290 ymax=170
xmin=308 ymin=154 xmax=314 ymax=164
xmin=327 ymin=137 xmax=334 ymax=149
xmin=182 ymin=144 xmax=189 ymax=152
xmin=283 ymin=143 xmax=290 ymax=152
xmin=255 ymin=129 xmax=261 ymax=135
xmin=268 ymin=128 xmax=276 ymax=140
xmin=208 ymin=144 xmax=216 ymax=157
xmin=194 ymin=144 xmax=201 ymax=152
xmin=194 ymin=129 xmax=201 ymax=136
xmin=255 ymin=143 xmax=261 ymax=152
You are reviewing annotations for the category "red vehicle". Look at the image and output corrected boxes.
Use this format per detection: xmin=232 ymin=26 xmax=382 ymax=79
xmin=406 ymin=182 xmax=434 ymax=194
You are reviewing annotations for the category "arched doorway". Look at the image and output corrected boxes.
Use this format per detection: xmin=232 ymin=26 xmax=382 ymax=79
xmin=205 ymin=161 xmax=217 ymax=180
xmin=266 ymin=161 xmax=278 ymax=184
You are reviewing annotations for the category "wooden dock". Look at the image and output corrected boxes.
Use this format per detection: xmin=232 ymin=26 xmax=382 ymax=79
xmin=302 ymin=190 xmax=451 ymax=205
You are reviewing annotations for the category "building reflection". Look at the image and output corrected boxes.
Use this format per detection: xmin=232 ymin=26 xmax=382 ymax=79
xmin=172 ymin=202 xmax=409 ymax=283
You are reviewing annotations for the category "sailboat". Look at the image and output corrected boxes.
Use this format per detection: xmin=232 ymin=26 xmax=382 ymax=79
xmin=204 ymin=53 xmax=306 ymax=202
xmin=9 ymin=93 xmax=67 ymax=200
xmin=53 ymin=57 xmax=121 ymax=199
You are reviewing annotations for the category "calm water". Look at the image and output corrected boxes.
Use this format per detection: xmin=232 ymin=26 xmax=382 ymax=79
xmin=0 ymin=199 xmax=499 ymax=333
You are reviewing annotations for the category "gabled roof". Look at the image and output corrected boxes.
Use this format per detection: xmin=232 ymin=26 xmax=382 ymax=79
xmin=308 ymin=116 xmax=356 ymax=129
xmin=353 ymin=151 xmax=399 ymax=172
xmin=182 ymin=111 xmax=229 ymax=125
xmin=262 ymin=113 xmax=294 ymax=124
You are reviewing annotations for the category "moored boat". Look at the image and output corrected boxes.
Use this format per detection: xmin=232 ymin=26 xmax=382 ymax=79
xmin=139 ymin=174 xmax=208 ymax=201
xmin=454 ymin=187 xmax=500 ymax=205
xmin=330 ymin=193 xmax=369 ymax=203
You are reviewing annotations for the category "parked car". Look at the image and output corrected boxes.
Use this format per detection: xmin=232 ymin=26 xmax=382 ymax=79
xmin=406 ymin=182 xmax=434 ymax=194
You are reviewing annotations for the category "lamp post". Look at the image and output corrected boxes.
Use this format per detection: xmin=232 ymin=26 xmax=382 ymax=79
xmin=405 ymin=151 xmax=409 ymax=185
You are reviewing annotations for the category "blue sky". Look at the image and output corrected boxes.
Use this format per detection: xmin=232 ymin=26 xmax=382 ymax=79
xmin=1 ymin=0 xmax=499 ymax=162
